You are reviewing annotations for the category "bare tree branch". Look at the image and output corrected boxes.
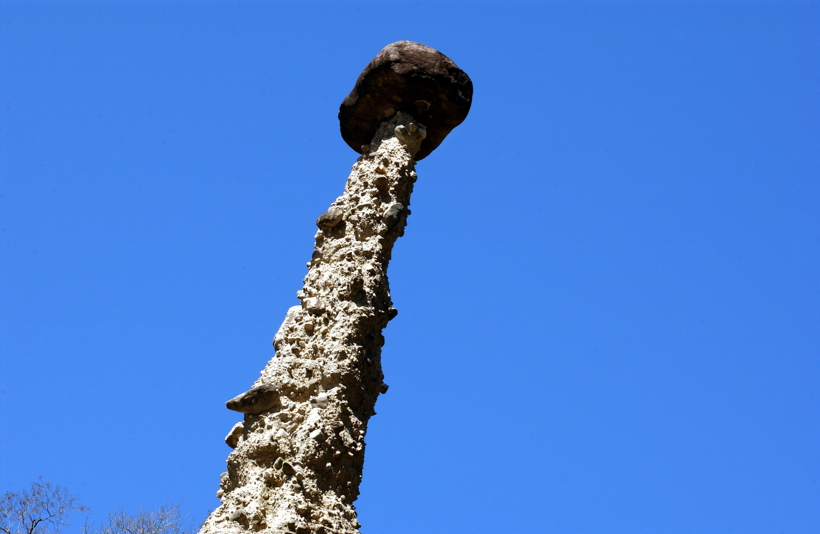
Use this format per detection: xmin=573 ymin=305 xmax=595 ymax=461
xmin=82 ymin=502 xmax=195 ymax=534
xmin=0 ymin=478 xmax=87 ymax=534
xmin=2 ymin=480 xmax=194 ymax=534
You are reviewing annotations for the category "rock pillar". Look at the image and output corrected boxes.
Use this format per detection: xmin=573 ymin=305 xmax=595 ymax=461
xmin=199 ymin=112 xmax=427 ymax=534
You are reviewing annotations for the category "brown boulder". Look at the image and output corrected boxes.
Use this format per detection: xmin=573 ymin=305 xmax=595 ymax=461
xmin=339 ymin=41 xmax=472 ymax=160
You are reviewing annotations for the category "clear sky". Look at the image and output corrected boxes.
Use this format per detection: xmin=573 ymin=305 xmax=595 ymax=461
xmin=1 ymin=1 xmax=818 ymax=532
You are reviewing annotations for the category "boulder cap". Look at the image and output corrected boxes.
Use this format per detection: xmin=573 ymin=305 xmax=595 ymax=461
xmin=339 ymin=41 xmax=473 ymax=160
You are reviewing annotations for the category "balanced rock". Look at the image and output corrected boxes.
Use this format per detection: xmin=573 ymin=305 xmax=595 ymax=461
xmin=339 ymin=41 xmax=472 ymax=160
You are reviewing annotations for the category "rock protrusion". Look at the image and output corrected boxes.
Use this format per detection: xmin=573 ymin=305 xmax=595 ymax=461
xmin=225 ymin=422 xmax=244 ymax=449
xmin=316 ymin=207 xmax=344 ymax=229
xmin=225 ymin=384 xmax=279 ymax=414
xmin=382 ymin=202 xmax=405 ymax=231
xmin=339 ymin=41 xmax=472 ymax=160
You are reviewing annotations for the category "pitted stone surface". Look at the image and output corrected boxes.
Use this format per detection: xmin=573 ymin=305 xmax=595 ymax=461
xmin=339 ymin=41 xmax=472 ymax=161
xmin=199 ymin=112 xmax=427 ymax=534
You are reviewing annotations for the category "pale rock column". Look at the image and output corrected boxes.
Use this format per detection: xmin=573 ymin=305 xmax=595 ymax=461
xmin=200 ymin=113 xmax=424 ymax=534
xmin=200 ymin=41 xmax=471 ymax=534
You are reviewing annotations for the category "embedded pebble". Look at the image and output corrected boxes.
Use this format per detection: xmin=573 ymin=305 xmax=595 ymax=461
xmin=311 ymin=393 xmax=329 ymax=409
xmin=382 ymin=202 xmax=404 ymax=231
xmin=374 ymin=176 xmax=388 ymax=192
xmin=225 ymin=422 xmax=244 ymax=449
xmin=302 ymin=297 xmax=324 ymax=313
xmin=394 ymin=124 xmax=411 ymax=144
xmin=316 ymin=207 xmax=344 ymax=229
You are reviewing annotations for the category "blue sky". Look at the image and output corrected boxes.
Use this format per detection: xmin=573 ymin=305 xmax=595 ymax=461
xmin=1 ymin=1 xmax=818 ymax=532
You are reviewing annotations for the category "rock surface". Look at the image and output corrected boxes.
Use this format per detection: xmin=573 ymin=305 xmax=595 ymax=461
xmin=199 ymin=112 xmax=427 ymax=534
xmin=339 ymin=40 xmax=472 ymax=161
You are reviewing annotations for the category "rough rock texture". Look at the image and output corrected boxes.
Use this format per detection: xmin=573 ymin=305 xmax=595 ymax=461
xmin=339 ymin=41 xmax=472 ymax=161
xmin=199 ymin=112 xmax=427 ymax=534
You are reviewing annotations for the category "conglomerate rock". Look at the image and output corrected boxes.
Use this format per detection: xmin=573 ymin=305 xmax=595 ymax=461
xmin=198 ymin=112 xmax=427 ymax=534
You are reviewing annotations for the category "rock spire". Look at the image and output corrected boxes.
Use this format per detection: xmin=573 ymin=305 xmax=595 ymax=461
xmin=199 ymin=42 xmax=471 ymax=534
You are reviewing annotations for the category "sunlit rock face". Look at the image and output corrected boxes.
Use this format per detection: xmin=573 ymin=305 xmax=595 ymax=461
xmin=199 ymin=113 xmax=427 ymax=534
